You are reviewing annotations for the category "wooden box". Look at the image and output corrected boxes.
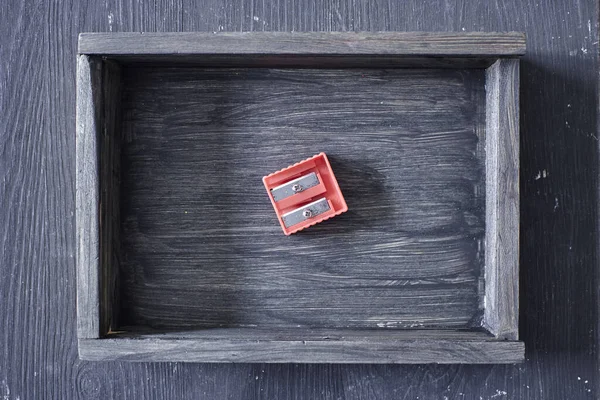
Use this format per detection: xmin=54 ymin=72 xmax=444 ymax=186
xmin=76 ymin=32 xmax=525 ymax=363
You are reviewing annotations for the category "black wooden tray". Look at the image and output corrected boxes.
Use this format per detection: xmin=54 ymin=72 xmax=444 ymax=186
xmin=76 ymin=32 xmax=525 ymax=363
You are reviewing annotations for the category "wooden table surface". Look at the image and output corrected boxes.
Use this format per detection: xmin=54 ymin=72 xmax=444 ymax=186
xmin=1 ymin=0 xmax=597 ymax=399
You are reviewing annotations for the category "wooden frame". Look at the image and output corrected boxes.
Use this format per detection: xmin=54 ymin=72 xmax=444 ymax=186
xmin=76 ymin=32 xmax=525 ymax=363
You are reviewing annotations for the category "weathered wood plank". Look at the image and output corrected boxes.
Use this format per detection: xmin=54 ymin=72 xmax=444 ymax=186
xmin=88 ymin=55 xmax=500 ymax=69
xmin=78 ymin=32 xmax=526 ymax=56
xmin=75 ymin=55 xmax=102 ymax=339
xmin=110 ymin=327 xmax=498 ymax=340
xmin=99 ymin=60 xmax=122 ymax=335
xmin=483 ymin=59 xmax=520 ymax=340
xmin=79 ymin=332 xmax=525 ymax=363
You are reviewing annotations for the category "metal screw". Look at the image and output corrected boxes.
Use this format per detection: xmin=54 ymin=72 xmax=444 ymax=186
xmin=292 ymin=184 xmax=303 ymax=193
xmin=303 ymin=209 xmax=313 ymax=218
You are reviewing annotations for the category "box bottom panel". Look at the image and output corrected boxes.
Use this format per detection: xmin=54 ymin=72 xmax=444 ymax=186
xmin=117 ymin=66 xmax=487 ymax=331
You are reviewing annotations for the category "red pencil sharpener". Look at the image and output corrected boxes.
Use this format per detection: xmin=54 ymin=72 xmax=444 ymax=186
xmin=263 ymin=153 xmax=348 ymax=235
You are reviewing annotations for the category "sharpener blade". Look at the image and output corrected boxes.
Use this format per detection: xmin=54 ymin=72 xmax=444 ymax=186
xmin=281 ymin=198 xmax=330 ymax=228
xmin=270 ymin=172 xmax=319 ymax=202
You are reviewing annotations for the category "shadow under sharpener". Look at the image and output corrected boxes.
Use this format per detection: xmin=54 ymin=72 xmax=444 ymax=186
xmin=263 ymin=153 xmax=348 ymax=235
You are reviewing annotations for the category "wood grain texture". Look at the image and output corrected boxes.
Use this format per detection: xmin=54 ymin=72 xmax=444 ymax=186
xmin=77 ymin=56 xmax=123 ymax=338
xmin=90 ymin=55 xmax=502 ymax=69
xmin=79 ymin=32 xmax=526 ymax=56
xmin=80 ymin=328 xmax=525 ymax=363
xmin=99 ymin=59 xmax=122 ymax=336
xmin=1 ymin=0 xmax=597 ymax=398
xmin=483 ymin=59 xmax=520 ymax=340
xmin=117 ymin=66 xmax=486 ymax=331
xmin=76 ymin=55 xmax=101 ymax=339
xmin=78 ymin=331 xmax=524 ymax=363
xmin=107 ymin=327 xmax=505 ymax=340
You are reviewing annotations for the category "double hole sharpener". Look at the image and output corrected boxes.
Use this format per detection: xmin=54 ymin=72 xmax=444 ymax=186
xmin=263 ymin=153 xmax=348 ymax=235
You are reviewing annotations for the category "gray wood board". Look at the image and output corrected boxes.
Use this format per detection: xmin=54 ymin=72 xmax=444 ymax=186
xmin=80 ymin=329 xmax=524 ymax=363
xmin=79 ymin=32 xmax=526 ymax=56
xmin=79 ymin=333 xmax=524 ymax=363
xmin=1 ymin=0 xmax=598 ymax=398
xmin=99 ymin=59 xmax=123 ymax=335
xmin=88 ymin=55 xmax=501 ymax=69
xmin=484 ymin=59 xmax=520 ymax=340
xmin=109 ymin=327 xmax=499 ymax=340
xmin=118 ymin=66 xmax=486 ymax=330
xmin=75 ymin=55 xmax=101 ymax=339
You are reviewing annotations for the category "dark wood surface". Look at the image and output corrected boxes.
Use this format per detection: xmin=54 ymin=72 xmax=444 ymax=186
xmin=78 ymin=31 xmax=526 ymax=56
xmin=118 ymin=66 xmax=486 ymax=331
xmin=77 ymin=31 xmax=525 ymax=68
xmin=1 ymin=0 xmax=597 ymax=398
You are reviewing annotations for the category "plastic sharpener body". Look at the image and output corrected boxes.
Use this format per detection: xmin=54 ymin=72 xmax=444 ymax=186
xmin=262 ymin=153 xmax=348 ymax=235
